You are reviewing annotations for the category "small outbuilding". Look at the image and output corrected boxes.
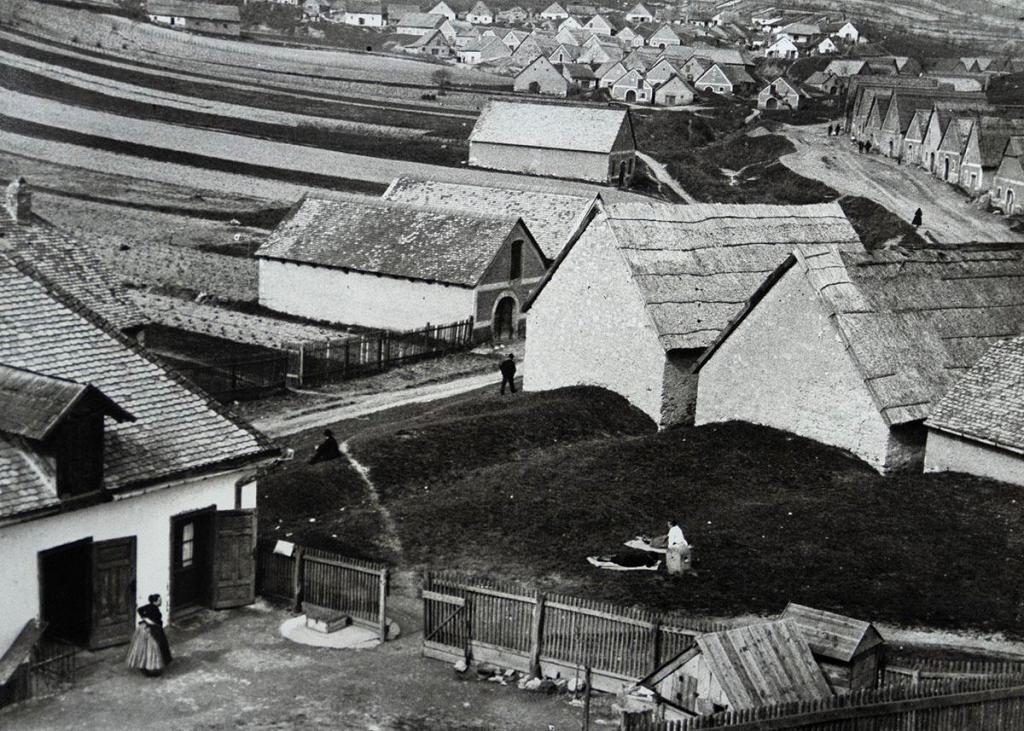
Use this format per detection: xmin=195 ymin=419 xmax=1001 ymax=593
xmin=780 ymin=603 xmax=885 ymax=692
xmin=256 ymin=194 xmax=547 ymax=339
xmin=631 ymin=620 xmax=833 ymax=717
xmin=343 ymin=0 xmax=385 ymax=26
xmin=653 ymin=75 xmax=695 ymax=106
xmin=468 ymin=101 xmax=636 ymax=185
xmin=694 ymin=63 xmax=756 ymax=95
xmin=514 ymin=56 xmax=571 ymax=96
xmin=925 ymin=336 xmax=1024 ymax=486
xmin=146 ymin=0 xmax=241 ymax=36
xmin=758 ymin=77 xmax=807 ymax=110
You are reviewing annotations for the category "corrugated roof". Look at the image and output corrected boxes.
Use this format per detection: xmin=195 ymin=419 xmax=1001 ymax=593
xmin=927 ymin=336 xmax=1024 ymax=454
xmin=781 ymin=603 xmax=883 ymax=663
xmin=382 ymin=176 xmax=597 ymax=261
xmin=796 ymin=246 xmax=1024 ymax=426
xmin=0 ymin=364 xmax=132 ymax=442
xmin=0 ymin=206 xmax=146 ymax=333
xmin=469 ymin=101 xmax=631 ymax=154
xmin=146 ymin=0 xmax=240 ymax=21
xmin=596 ymin=202 xmax=860 ymax=350
xmin=697 ymin=620 xmax=833 ymax=710
xmin=256 ymin=193 xmax=526 ymax=287
xmin=0 ymin=254 xmax=276 ymax=520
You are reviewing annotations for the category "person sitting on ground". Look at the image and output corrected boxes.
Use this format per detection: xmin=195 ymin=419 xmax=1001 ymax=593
xmin=665 ymin=519 xmax=691 ymax=576
xmin=310 ymin=429 xmax=341 ymax=464
xmin=499 ymin=353 xmax=517 ymax=395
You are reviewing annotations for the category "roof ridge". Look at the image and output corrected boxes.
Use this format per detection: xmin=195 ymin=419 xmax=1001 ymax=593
xmin=304 ymin=191 xmax=521 ymax=225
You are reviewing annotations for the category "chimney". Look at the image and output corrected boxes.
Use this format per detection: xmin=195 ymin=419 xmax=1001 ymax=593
xmin=5 ymin=177 xmax=31 ymax=224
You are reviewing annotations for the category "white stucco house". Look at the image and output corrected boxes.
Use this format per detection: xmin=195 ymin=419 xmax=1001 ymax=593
xmin=924 ymin=336 xmax=1024 ymax=486
xmin=468 ymin=101 xmax=637 ymax=185
xmin=523 ymin=201 xmax=861 ymax=428
xmin=0 ymin=243 xmax=278 ymax=662
xmin=343 ymin=0 xmax=385 ymax=26
xmin=257 ymin=193 xmax=548 ymax=340
xmin=695 ymin=246 xmax=1024 ymax=473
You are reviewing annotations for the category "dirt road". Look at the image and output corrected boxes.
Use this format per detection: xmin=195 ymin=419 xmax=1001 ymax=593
xmin=636 ymin=151 xmax=696 ymax=204
xmin=779 ymin=124 xmax=1023 ymax=244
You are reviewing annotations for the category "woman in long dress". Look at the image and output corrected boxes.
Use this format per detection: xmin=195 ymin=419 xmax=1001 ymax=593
xmin=126 ymin=594 xmax=173 ymax=676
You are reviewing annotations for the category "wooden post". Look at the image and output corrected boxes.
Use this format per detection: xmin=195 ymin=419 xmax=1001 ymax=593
xmin=581 ymin=666 xmax=592 ymax=731
xmin=529 ymin=593 xmax=546 ymax=678
xmin=463 ymin=595 xmax=473 ymax=666
xmin=420 ymin=571 xmax=430 ymax=657
xmin=297 ymin=344 xmax=305 ymax=388
xmin=378 ymin=567 xmax=389 ymax=642
xmin=648 ymin=618 xmax=661 ymax=673
xmin=291 ymin=547 xmax=305 ymax=613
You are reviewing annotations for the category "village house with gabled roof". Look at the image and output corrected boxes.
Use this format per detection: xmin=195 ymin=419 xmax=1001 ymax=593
xmin=757 ymin=76 xmax=806 ymax=110
xmin=934 ymin=115 xmax=977 ymax=184
xmin=647 ymin=24 xmax=681 ymax=48
xmin=764 ymin=33 xmax=799 ymax=59
xmin=695 ymin=246 xmax=1024 ymax=473
xmin=385 ymin=3 xmax=419 ymax=24
xmin=396 ymin=11 xmax=445 ymax=35
xmin=458 ymin=35 xmax=509 ymax=64
xmin=559 ymin=62 xmax=597 ymax=91
xmin=468 ymin=101 xmax=636 ymax=185
xmin=256 ymin=194 xmax=546 ymax=339
xmin=524 ymin=202 xmax=860 ymax=427
xmin=513 ymin=55 xmax=570 ymax=96
xmin=496 ymin=6 xmax=527 ymax=23
xmin=624 ymin=2 xmax=654 ymax=24
xmin=645 ymin=56 xmax=683 ymax=85
xmin=427 ymin=0 xmax=455 ymax=18
xmin=557 ymin=15 xmax=583 ymax=31
xmin=925 ymin=336 xmax=1024 ymax=487
xmin=465 ymin=0 xmax=492 ymax=24
xmin=630 ymin=620 xmax=833 ymax=717
xmin=815 ymin=36 xmax=839 ymax=55
xmin=382 ymin=176 xmax=601 ymax=262
xmin=577 ymin=41 xmax=622 ymax=66
xmin=583 ymin=14 xmax=615 ymax=35
xmin=621 ymin=46 xmax=661 ymax=73
xmin=596 ymin=60 xmax=627 ymax=88
xmin=694 ymin=63 xmax=755 ymax=95
xmin=539 ymin=1 xmax=568 ymax=19
xmin=616 ymin=25 xmax=644 ymax=47
xmin=831 ymin=20 xmax=861 ymax=43
xmin=804 ymin=70 xmax=840 ymax=96
xmin=958 ymin=117 xmax=1024 ymax=195
xmin=510 ymin=35 xmax=554 ymax=67
xmin=652 ymin=75 xmax=694 ymax=106
xmin=146 ymin=0 xmax=240 ymax=36
xmin=780 ymin=604 xmax=884 ymax=692
xmin=994 ymin=136 xmax=1024 ymax=215
xmin=404 ymin=27 xmax=453 ymax=56
xmin=610 ymin=68 xmax=655 ymax=103
xmin=0 ymin=235 xmax=278 ymax=660
xmin=548 ymin=42 xmax=581 ymax=64
xmin=343 ymin=0 xmax=385 ymax=26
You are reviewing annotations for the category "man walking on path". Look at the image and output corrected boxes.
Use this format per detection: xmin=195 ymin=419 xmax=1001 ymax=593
xmin=499 ymin=353 xmax=517 ymax=395
xmin=912 ymin=208 xmax=923 ymax=228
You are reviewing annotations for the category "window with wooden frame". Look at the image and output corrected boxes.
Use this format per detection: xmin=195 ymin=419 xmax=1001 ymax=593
xmin=181 ymin=522 xmax=195 ymax=568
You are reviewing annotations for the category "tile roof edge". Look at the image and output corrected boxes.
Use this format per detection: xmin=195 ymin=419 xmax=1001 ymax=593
xmin=0 ymin=249 xmax=281 ymax=480
xmin=299 ymin=191 xmax=523 ymax=226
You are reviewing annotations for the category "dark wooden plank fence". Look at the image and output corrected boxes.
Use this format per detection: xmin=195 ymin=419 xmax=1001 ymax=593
xmin=621 ymin=676 xmax=1024 ymax=730
xmin=158 ymin=352 xmax=289 ymax=402
xmin=256 ymin=541 xmax=390 ymax=640
xmin=421 ymin=573 xmax=728 ymax=693
xmin=288 ymin=319 xmax=474 ymax=387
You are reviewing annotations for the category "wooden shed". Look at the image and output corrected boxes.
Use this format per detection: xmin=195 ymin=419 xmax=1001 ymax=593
xmin=629 ymin=620 xmax=833 ymax=717
xmin=781 ymin=603 xmax=885 ymax=691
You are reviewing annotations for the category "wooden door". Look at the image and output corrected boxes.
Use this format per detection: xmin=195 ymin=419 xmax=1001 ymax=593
xmin=210 ymin=510 xmax=256 ymax=609
xmin=90 ymin=537 xmax=136 ymax=649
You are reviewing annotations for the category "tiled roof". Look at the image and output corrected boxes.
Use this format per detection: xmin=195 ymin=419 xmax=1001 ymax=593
xmin=397 ymin=11 xmax=444 ymax=26
xmin=0 ymin=208 xmax=146 ymax=333
xmin=975 ymin=117 xmax=1024 ymax=168
xmin=0 ymin=254 xmax=276 ymax=520
xmin=794 ymin=246 xmax=1024 ymax=426
xmin=470 ymin=101 xmax=631 ymax=154
xmin=927 ymin=336 xmax=1024 ymax=454
xmin=382 ymin=176 xmax=597 ymax=260
xmin=697 ymin=621 xmax=833 ymax=710
xmin=256 ymin=193 xmax=526 ymax=287
xmin=146 ymin=0 xmax=240 ymax=20
xmin=346 ymin=0 xmax=383 ymax=13
xmin=0 ymin=435 xmax=57 ymax=521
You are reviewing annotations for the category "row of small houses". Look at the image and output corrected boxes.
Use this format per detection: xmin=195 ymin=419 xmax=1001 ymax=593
xmin=848 ymin=80 xmax=1024 ymax=215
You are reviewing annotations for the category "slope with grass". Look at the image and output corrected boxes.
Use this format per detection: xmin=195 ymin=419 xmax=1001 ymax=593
xmin=342 ymin=388 xmax=1024 ymax=635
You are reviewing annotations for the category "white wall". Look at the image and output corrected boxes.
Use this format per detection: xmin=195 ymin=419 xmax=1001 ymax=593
xmin=525 ymin=220 xmax=666 ymax=424
xmin=259 ymin=259 xmax=476 ymax=331
xmin=696 ymin=267 xmax=894 ymax=471
xmin=469 ymin=142 xmax=612 ymax=183
xmin=925 ymin=430 xmax=1024 ymax=487
xmin=0 ymin=472 xmax=254 ymax=657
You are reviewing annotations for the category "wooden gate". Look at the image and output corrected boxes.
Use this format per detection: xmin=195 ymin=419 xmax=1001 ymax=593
xmin=90 ymin=537 xmax=136 ymax=649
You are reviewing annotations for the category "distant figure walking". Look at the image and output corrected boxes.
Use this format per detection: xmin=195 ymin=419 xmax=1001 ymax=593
xmin=912 ymin=208 xmax=923 ymax=228
xmin=665 ymin=519 xmax=691 ymax=576
xmin=310 ymin=429 xmax=341 ymax=464
xmin=857 ymin=141 xmax=865 ymax=153
xmin=499 ymin=353 xmax=517 ymax=395
xmin=127 ymin=594 xmax=172 ymax=677
xmin=865 ymin=140 xmax=872 ymax=154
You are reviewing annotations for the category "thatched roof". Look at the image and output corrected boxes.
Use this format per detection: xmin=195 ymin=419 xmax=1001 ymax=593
xmin=795 ymin=246 xmax=1024 ymax=426
xmin=526 ymin=202 xmax=861 ymax=352
xmin=927 ymin=336 xmax=1024 ymax=454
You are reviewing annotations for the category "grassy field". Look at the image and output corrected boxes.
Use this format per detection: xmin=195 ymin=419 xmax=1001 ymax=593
xmin=288 ymin=387 xmax=1024 ymax=635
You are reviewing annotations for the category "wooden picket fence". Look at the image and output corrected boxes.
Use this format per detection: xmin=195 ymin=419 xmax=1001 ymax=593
xmin=287 ymin=319 xmax=474 ymax=387
xmin=421 ymin=572 xmax=729 ymax=693
xmin=883 ymin=658 xmax=1024 ymax=686
xmin=255 ymin=540 xmax=390 ymax=640
xmin=620 ymin=675 xmax=1024 ymax=730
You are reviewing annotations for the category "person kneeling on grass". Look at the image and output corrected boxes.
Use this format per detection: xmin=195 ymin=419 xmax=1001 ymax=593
xmin=665 ymin=519 xmax=691 ymax=576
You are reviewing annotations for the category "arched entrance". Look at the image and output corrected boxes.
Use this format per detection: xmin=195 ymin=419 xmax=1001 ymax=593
xmin=1008 ymin=189 xmax=1016 ymax=215
xmin=929 ymin=152 xmax=936 ymax=172
xmin=625 ymin=89 xmax=637 ymax=103
xmin=528 ymin=81 xmax=540 ymax=93
xmin=493 ymin=296 xmax=517 ymax=340
xmin=765 ymin=97 xmax=778 ymax=109
xmin=618 ymin=160 xmax=627 ymax=186
xmin=888 ymin=139 xmax=894 ymax=157
xmin=943 ymin=157 xmax=950 ymax=181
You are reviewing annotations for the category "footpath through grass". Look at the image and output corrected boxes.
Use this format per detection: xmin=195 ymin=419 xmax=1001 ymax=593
xmin=342 ymin=388 xmax=1024 ymax=635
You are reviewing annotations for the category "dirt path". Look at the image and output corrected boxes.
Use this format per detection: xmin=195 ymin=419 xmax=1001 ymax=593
xmin=778 ymin=124 xmax=1023 ymax=244
xmin=340 ymin=440 xmax=404 ymax=563
xmin=636 ymin=151 xmax=696 ymax=203
xmin=254 ymin=371 xmax=503 ymax=438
